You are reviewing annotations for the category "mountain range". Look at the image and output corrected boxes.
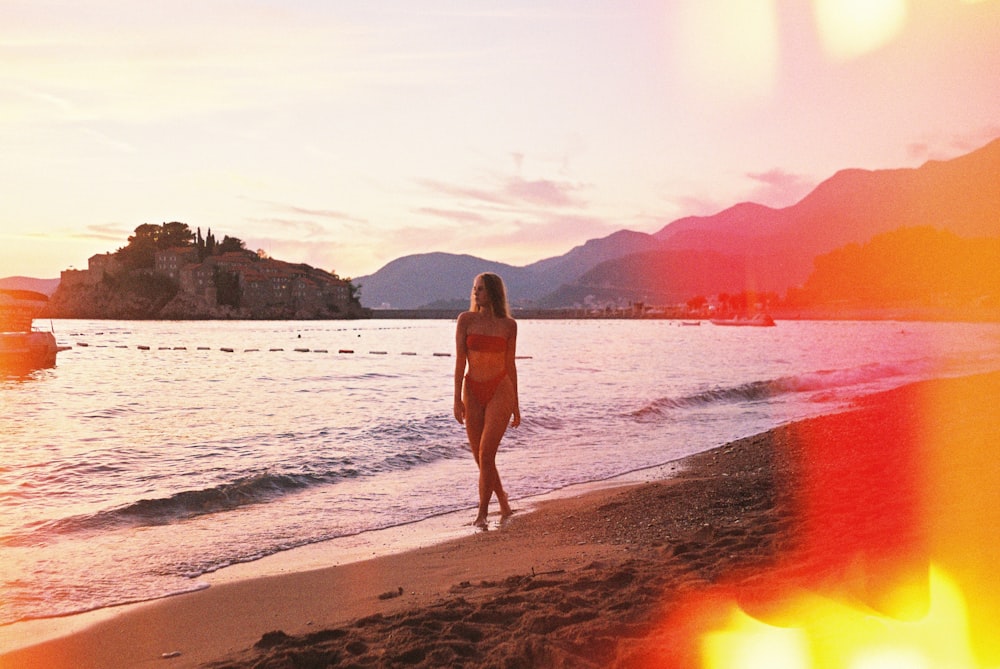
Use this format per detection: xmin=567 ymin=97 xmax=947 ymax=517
xmin=0 ymin=276 xmax=60 ymax=296
xmin=355 ymin=137 xmax=1000 ymax=310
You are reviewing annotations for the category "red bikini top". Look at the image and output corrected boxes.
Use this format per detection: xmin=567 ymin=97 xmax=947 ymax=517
xmin=466 ymin=333 xmax=507 ymax=353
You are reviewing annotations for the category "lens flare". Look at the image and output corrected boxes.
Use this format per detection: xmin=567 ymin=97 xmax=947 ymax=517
xmin=814 ymin=0 xmax=908 ymax=60
xmin=670 ymin=0 xmax=780 ymax=104
xmin=702 ymin=606 xmax=809 ymax=668
xmin=702 ymin=565 xmax=977 ymax=669
xmin=635 ymin=374 xmax=1000 ymax=668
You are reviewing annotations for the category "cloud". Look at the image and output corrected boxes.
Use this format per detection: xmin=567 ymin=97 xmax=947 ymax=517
xmin=506 ymin=213 xmax=617 ymax=247
xmin=415 ymin=179 xmax=508 ymax=206
xmin=671 ymin=194 xmax=729 ymax=218
xmin=906 ymin=125 xmax=1000 ymax=161
xmin=417 ymin=175 xmax=583 ymax=210
xmin=415 ymin=208 xmax=490 ymax=224
xmin=79 ymin=127 xmax=136 ymax=153
xmin=744 ymin=168 xmax=816 ymax=207
xmin=282 ymin=205 xmax=368 ymax=224
xmin=247 ymin=218 xmax=329 ymax=238
xmin=59 ymin=222 xmax=133 ymax=242
xmin=238 ymin=200 xmax=371 ymax=249
xmin=504 ymin=177 xmax=578 ymax=207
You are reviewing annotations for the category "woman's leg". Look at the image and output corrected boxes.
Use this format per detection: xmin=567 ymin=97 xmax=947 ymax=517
xmin=464 ymin=390 xmax=494 ymax=526
xmin=474 ymin=389 xmax=514 ymax=525
xmin=464 ymin=392 xmax=485 ymax=467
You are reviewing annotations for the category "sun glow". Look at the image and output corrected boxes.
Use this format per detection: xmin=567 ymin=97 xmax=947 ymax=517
xmin=703 ymin=566 xmax=977 ymax=669
xmin=703 ymin=608 xmax=809 ymax=668
xmin=689 ymin=372 xmax=1000 ymax=669
xmin=814 ymin=0 xmax=908 ymax=60
xmin=671 ymin=0 xmax=780 ymax=104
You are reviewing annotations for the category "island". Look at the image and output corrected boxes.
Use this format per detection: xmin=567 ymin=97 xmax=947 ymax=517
xmin=44 ymin=222 xmax=368 ymax=320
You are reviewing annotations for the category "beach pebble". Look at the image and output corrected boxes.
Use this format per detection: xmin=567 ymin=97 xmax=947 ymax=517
xmin=161 ymin=650 xmax=182 ymax=659
xmin=378 ymin=586 xmax=404 ymax=600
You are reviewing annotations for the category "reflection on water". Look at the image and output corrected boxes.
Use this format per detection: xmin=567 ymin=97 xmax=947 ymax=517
xmin=1 ymin=318 xmax=999 ymax=625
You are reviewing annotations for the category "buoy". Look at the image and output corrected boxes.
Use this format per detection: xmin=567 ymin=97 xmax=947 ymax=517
xmin=338 ymin=349 xmax=354 ymax=354
xmin=197 ymin=346 xmax=210 ymax=350
xmin=314 ymin=349 xmax=328 ymax=353
xmin=433 ymin=352 xmax=450 ymax=357
xmin=270 ymin=348 xmax=284 ymax=352
xmin=138 ymin=345 xmax=150 ymax=350
xmin=294 ymin=348 xmax=309 ymax=352
xmin=401 ymin=352 xmax=417 ymax=356
xmin=370 ymin=351 xmax=387 ymax=355
xmin=77 ymin=342 xmax=89 ymax=347
xmin=221 ymin=347 xmax=234 ymax=353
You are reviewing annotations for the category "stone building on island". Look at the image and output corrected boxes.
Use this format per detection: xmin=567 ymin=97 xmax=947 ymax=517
xmin=55 ymin=248 xmax=360 ymax=319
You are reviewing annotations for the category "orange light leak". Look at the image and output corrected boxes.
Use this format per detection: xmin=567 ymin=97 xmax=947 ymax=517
xmin=639 ymin=372 xmax=1000 ymax=668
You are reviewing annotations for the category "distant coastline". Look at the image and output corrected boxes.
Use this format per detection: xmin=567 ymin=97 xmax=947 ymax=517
xmin=371 ymin=305 xmax=1000 ymax=323
xmin=3 ymin=278 xmax=996 ymax=323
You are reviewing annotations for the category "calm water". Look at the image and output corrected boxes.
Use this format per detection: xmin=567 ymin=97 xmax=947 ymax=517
xmin=2 ymin=318 xmax=999 ymax=626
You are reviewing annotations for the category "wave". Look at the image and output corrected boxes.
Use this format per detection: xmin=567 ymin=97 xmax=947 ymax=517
xmin=2 ymin=472 xmax=322 ymax=545
xmin=3 ymin=420 xmax=466 ymax=545
xmin=631 ymin=361 xmax=914 ymax=419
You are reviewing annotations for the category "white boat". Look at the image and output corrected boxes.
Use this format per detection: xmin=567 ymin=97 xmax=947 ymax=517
xmin=1 ymin=289 xmax=69 ymax=373
xmin=709 ymin=313 xmax=776 ymax=327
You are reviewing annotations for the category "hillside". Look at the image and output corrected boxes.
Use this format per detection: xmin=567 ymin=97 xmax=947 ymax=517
xmin=355 ymin=230 xmax=658 ymax=310
xmin=357 ymin=137 xmax=1000 ymax=310
xmin=0 ymin=276 xmax=60 ymax=296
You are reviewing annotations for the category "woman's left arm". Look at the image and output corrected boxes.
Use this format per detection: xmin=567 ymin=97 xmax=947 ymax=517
xmin=506 ymin=319 xmax=521 ymax=427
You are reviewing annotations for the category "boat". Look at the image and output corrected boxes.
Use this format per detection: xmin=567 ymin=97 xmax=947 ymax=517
xmin=1 ymin=289 xmax=70 ymax=373
xmin=709 ymin=313 xmax=776 ymax=327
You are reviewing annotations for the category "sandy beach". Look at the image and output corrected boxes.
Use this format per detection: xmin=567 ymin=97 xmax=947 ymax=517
xmin=2 ymin=371 xmax=998 ymax=669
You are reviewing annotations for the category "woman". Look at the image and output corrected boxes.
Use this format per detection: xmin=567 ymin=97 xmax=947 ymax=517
xmin=454 ymin=272 xmax=520 ymax=527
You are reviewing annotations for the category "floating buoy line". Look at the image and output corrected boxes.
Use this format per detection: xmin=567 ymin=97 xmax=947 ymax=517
xmin=70 ymin=340 xmax=532 ymax=359
xmin=64 ymin=326 xmax=533 ymax=359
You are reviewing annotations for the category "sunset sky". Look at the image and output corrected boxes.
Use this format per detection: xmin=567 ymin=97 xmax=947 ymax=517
xmin=2 ymin=0 xmax=999 ymax=280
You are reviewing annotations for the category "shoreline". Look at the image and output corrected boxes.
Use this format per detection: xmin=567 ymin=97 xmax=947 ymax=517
xmin=3 ymin=371 xmax=999 ymax=668
xmin=0 ymin=461 xmax=687 ymax=655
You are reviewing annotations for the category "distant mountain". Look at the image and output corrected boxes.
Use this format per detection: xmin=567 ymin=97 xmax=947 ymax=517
xmin=523 ymin=229 xmax=662 ymax=288
xmin=536 ymin=249 xmax=799 ymax=308
xmin=356 ymin=230 xmax=659 ymax=309
xmin=355 ymin=253 xmax=529 ymax=310
xmin=0 ymin=276 xmax=60 ymax=296
xmin=353 ymin=230 xmax=657 ymax=309
xmin=357 ymin=136 xmax=1000 ymax=309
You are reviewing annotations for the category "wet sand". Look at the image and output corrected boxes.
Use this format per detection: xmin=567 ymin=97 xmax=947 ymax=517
xmin=2 ymin=371 xmax=998 ymax=668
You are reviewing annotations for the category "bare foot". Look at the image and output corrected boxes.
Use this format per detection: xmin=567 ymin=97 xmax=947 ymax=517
xmin=498 ymin=491 xmax=513 ymax=517
xmin=472 ymin=514 xmax=489 ymax=529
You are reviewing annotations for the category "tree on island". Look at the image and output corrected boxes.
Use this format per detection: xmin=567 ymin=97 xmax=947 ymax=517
xmin=116 ymin=222 xmax=247 ymax=269
xmin=217 ymin=235 xmax=246 ymax=254
xmin=116 ymin=222 xmax=195 ymax=269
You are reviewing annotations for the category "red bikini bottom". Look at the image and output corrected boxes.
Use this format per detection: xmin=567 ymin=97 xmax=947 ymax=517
xmin=465 ymin=372 xmax=507 ymax=406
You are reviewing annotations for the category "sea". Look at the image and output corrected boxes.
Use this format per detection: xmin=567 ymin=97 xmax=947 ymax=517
xmin=2 ymin=318 xmax=999 ymax=628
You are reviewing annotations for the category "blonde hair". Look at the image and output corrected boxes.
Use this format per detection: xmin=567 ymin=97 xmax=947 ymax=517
xmin=471 ymin=272 xmax=510 ymax=318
